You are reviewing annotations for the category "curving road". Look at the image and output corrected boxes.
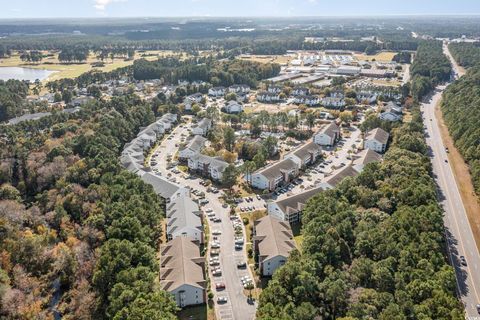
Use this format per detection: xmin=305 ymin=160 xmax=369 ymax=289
xmin=420 ymin=42 xmax=480 ymax=318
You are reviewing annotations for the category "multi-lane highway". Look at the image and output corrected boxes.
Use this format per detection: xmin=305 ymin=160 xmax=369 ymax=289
xmin=420 ymin=42 xmax=480 ymax=318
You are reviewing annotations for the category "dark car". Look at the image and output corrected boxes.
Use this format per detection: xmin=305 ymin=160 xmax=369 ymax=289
xmin=460 ymin=256 xmax=467 ymax=266
xmin=237 ymin=262 xmax=247 ymax=269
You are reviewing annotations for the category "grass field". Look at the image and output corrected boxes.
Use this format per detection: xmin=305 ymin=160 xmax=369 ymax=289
xmin=354 ymin=51 xmax=397 ymax=62
xmin=239 ymin=54 xmax=293 ymax=65
xmin=291 ymin=222 xmax=303 ymax=248
xmin=0 ymin=50 xmax=179 ymax=81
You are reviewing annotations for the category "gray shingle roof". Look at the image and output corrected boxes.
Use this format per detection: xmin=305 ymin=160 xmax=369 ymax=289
xmin=140 ymin=172 xmax=183 ymax=199
xmin=365 ymin=128 xmax=389 ymax=145
xmin=254 ymin=215 xmax=296 ymax=261
xmin=160 ymin=237 xmax=206 ymax=292
xmin=288 ymin=140 xmax=322 ymax=160
xmin=166 ymin=194 xmax=202 ymax=235
xmin=275 ymin=186 xmax=324 ymax=215
xmin=255 ymin=158 xmax=298 ymax=180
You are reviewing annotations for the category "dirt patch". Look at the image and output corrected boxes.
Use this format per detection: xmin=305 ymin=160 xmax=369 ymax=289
xmin=435 ymin=101 xmax=480 ymax=250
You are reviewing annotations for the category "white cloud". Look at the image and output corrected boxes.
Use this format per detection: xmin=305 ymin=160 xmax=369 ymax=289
xmin=94 ymin=0 xmax=126 ymax=11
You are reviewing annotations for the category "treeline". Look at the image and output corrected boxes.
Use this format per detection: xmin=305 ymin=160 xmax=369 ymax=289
xmin=441 ymin=65 xmax=480 ymax=194
xmin=257 ymin=107 xmax=463 ymax=319
xmin=448 ymin=42 xmax=480 ymax=68
xmin=133 ymin=57 xmax=280 ymax=87
xmin=410 ymin=41 xmax=451 ymax=100
xmin=0 ymin=79 xmax=29 ymax=122
xmin=58 ymin=47 xmax=90 ymax=63
xmin=0 ymin=95 xmax=178 ymax=319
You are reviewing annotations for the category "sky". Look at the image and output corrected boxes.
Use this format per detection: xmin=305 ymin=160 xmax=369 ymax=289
xmin=1 ymin=0 xmax=480 ymax=18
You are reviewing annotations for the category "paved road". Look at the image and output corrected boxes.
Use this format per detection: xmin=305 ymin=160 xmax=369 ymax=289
xmin=420 ymin=42 xmax=480 ymax=318
xmin=152 ymin=122 xmax=256 ymax=320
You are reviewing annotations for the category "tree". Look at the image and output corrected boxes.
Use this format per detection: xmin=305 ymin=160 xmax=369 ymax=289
xmin=222 ymin=164 xmax=239 ymax=188
xmin=223 ymin=127 xmax=236 ymax=152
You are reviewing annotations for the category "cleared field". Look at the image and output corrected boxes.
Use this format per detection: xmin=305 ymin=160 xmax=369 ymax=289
xmin=239 ymin=54 xmax=293 ymax=65
xmin=354 ymin=51 xmax=397 ymax=62
xmin=0 ymin=50 xmax=178 ymax=81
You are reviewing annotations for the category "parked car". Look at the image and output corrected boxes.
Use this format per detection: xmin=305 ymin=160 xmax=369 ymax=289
xmin=215 ymin=282 xmax=226 ymax=290
xmin=237 ymin=262 xmax=247 ymax=269
xmin=460 ymin=256 xmax=467 ymax=266
xmin=217 ymin=296 xmax=228 ymax=304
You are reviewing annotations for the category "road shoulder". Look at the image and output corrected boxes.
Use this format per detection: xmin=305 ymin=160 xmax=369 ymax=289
xmin=434 ymin=98 xmax=480 ymax=251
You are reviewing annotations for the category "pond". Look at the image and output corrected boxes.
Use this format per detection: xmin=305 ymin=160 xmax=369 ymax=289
xmin=0 ymin=66 xmax=56 ymax=81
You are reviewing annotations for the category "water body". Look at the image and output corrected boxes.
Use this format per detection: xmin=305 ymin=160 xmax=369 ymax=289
xmin=0 ymin=66 xmax=56 ymax=81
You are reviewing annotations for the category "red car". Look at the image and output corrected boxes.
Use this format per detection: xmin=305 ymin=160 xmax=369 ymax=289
xmin=215 ymin=282 xmax=226 ymax=290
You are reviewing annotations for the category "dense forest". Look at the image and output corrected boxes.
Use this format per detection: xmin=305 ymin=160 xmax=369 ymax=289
xmin=133 ymin=57 xmax=280 ymax=87
xmin=0 ymin=95 xmax=178 ymax=319
xmin=410 ymin=41 xmax=451 ymax=100
xmin=256 ymin=107 xmax=463 ymax=319
xmin=448 ymin=43 xmax=480 ymax=68
xmin=441 ymin=65 xmax=480 ymax=194
xmin=0 ymin=80 xmax=29 ymax=122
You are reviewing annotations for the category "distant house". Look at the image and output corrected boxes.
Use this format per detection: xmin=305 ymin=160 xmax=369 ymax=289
xmin=223 ymin=100 xmax=243 ymax=114
xmin=228 ymin=84 xmax=250 ymax=94
xmin=184 ymin=93 xmax=204 ymax=111
xmin=236 ymin=92 xmax=249 ymax=103
xmin=291 ymin=87 xmax=309 ymax=96
xmin=379 ymin=101 xmax=403 ymax=122
xmin=187 ymin=154 xmax=229 ymax=181
xmin=166 ymin=194 xmax=204 ymax=244
xmin=364 ymin=128 xmax=389 ymax=153
xmin=257 ymin=91 xmax=281 ymax=103
xmin=320 ymin=97 xmax=346 ymax=109
xmin=208 ymin=86 xmax=226 ymax=97
xmin=70 ymin=96 xmax=94 ymax=107
xmin=248 ymin=158 xmax=299 ymax=191
xmin=284 ymin=141 xmax=322 ymax=169
xmin=267 ymin=85 xmax=282 ymax=94
xmin=160 ymin=237 xmax=206 ymax=308
xmin=253 ymin=215 xmax=296 ymax=276
xmin=314 ymin=122 xmax=341 ymax=146
xmin=293 ymin=95 xmax=320 ymax=106
xmin=179 ymin=135 xmax=207 ymax=161
xmin=356 ymin=92 xmax=378 ymax=104
xmin=192 ymin=118 xmax=212 ymax=136
xmin=267 ymin=186 xmax=324 ymax=223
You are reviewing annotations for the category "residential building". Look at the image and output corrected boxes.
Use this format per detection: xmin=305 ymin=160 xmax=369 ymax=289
xmin=160 ymin=237 xmax=206 ymax=307
xmin=293 ymin=95 xmax=320 ymax=106
xmin=320 ymin=165 xmax=359 ymax=189
xmin=188 ymin=154 xmax=229 ymax=181
xmin=253 ymin=216 xmax=296 ymax=276
xmin=267 ymin=85 xmax=283 ymax=94
xmin=352 ymin=149 xmax=382 ymax=172
xmin=320 ymin=97 xmax=346 ymax=108
xmin=284 ymin=141 xmax=322 ymax=169
xmin=166 ymin=194 xmax=204 ymax=244
xmin=267 ymin=186 xmax=324 ymax=223
xmin=179 ymin=135 xmax=207 ymax=161
xmin=314 ymin=122 xmax=341 ymax=146
xmin=257 ymin=91 xmax=281 ymax=103
xmin=228 ymin=84 xmax=250 ymax=94
xmin=291 ymin=87 xmax=309 ymax=96
xmin=192 ymin=118 xmax=212 ymax=136
xmin=248 ymin=159 xmax=299 ymax=191
xmin=379 ymin=101 xmax=403 ymax=122
xmin=208 ymin=86 xmax=226 ymax=97
xmin=364 ymin=128 xmax=389 ymax=153
xmin=223 ymin=100 xmax=244 ymax=114
xmin=140 ymin=172 xmax=190 ymax=203
xmin=356 ymin=92 xmax=378 ymax=104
